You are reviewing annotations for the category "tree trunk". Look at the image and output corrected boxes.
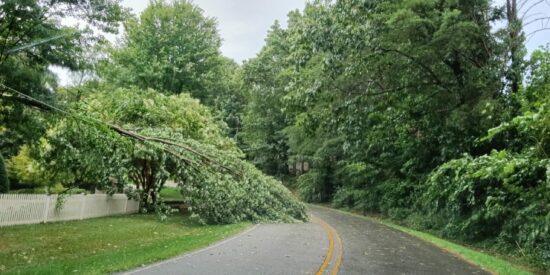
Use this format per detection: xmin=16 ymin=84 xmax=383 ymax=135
xmin=130 ymin=159 xmax=160 ymax=211
xmin=506 ymin=0 xmax=523 ymax=94
xmin=0 ymin=153 xmax=10 ymax=193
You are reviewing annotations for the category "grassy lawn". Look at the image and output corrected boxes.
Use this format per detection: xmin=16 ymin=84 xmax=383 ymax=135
xmin=160 ymin=186 xmax=184 ymax=201
xmin=322 ymin=206 xmax=533 ymax=275
xmin=0 ymin=214 xmax=248 ymax=274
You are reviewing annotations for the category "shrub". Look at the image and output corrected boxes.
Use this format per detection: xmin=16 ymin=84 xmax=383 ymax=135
xmin=297 ymin=171 xmax=325 ymax=203
xmin=331 ymin=162 xmax=417 ymax=218
xmin=295 ymin=138 xmax=345 ymax=203
xmin=423 ymin=150 xmax=550 ymax=269
xmin=5 ymin=145 xmax=50 ymax=188
xmin=332 ymin=186 xmax=364 ymax=209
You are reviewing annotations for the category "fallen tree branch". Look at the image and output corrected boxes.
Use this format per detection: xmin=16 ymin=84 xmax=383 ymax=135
xmin=0 ymin=83 xmax=240 ymax=176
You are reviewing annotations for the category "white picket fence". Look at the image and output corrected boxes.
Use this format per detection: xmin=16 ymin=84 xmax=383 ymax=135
xmin=0 ymin=193 xmax=140 ymax=227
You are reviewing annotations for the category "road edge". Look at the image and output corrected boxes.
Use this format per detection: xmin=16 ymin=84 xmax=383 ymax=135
xmin=120 ymin=224 xmax=260 ymax=275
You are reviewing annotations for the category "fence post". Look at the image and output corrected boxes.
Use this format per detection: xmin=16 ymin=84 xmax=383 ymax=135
xmin=107 ymin=195 xmax=112 ymax=215
xmin=42 ymin=195 xmax=50 ymax=223
xmin=80 ymin=194 xmax=86 ymax=220
xmin=124 ymin=196 xmax=129 ymax=213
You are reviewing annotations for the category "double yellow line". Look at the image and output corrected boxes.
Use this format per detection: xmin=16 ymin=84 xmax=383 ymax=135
xmin=314 ymin=216 xmax=343 ymax=275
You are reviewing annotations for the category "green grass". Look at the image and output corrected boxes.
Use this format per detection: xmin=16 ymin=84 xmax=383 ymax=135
xmin=160 ymin=186 xmax=184 ymax=201
xmin=0 ymin=214 xmax=248 ymax=274
xmin=314 ymin=205 xmax=533 ymax=275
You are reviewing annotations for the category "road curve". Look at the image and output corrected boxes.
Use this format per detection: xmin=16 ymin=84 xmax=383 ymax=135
xmin=122 ymin=206 xmax=489 ymax=275
xmin=309 ymin=206 xmax=489 ymax=275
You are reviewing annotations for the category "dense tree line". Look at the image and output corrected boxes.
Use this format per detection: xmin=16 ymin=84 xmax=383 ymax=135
xmin=239 ymin=0 xmax=549 ymax=269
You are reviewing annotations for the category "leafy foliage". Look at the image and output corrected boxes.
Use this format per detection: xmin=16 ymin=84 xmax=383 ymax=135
xmin=5 ymin=145 xmax=50 ymax=188
xmin=0 ymin=0 xmax=126 ymax=156
xmin=1 ymin=0 xmax=306 ymax=225
xmin=98 ymin=0 xmax=224 ymax=103
xmin=41 ymin=87 xmax=224 ymax=205
xmin=424 ymin=141 xmax=550 ymax=268
xmin=423 ymin=54 xmax=550 ymax=268
xmin=425 ymin=151 xmax=549 ymax=250
xmin=37 ymin=86 xmax=306 ymax=223
xmin=239 ymin=0 xmax=549 ymax=270
xmin=240 ymin=22 xmax=293 ymax=177
xmin=3 ymin=0 xmax=550 ymax=268
xmin=182 ymin=157 xmax=307 ymax=224
xmin=97 ymin=0 xmax=245 ymax=139
xmin=296 ymin=137 xmax=344 ymax=203
xmin=39 ymin=116 xmax=131 ymax=193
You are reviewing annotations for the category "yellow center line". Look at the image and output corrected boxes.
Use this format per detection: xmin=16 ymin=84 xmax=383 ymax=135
xmin=316 ymin=218 xmax=334 ymax=275
xmin=313 ymin=215 xmax=343 ymax=275
xmin=329 ymin=222 xmax=343 ymax=275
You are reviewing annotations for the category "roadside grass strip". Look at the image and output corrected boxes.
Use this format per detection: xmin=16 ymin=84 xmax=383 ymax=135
xmin=313 ymin=205 xmax=532 ymax=275
xmin=0 ymin=214 xmax=248 ymax=274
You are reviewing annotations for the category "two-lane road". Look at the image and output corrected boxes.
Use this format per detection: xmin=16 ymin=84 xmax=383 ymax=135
xmin=123 ymin=206 xmax=489 ymax=275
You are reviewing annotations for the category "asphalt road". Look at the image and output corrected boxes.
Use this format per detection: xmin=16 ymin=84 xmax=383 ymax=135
xmin=122 ymin=206 xmax=489 ymax=275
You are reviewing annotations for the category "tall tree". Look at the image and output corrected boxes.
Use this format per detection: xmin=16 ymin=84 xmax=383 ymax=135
xmin=0 ymin=0 xmax=126 ymax=156
xmin=505 ymin=0 xmax=524 ymax=94
xmin=98 ymin=0 xmax=224 ymax=103
xmin=241 ymin=21 xmax=292 ymax=176
xmin=502 ymin=0 xmax=550 ymax=94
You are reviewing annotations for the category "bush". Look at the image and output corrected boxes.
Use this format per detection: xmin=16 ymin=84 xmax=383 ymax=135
xmin=331 ymin=161 xmax=417 ymax=218
xmin=332 ymin=187 xmax=364 ymax=209
xmin=332 ymin=185 xmax=383 ymax=213
xmin=0 ymin=153 xmax=9 ymax=193
xmin=295 ymin=138 xmax=345 ymax=203
xmin=297 ymin=171 xmax=325 ymax=203
xmin=423 ymin=150 xmax=550 ymax=269
xmin=5 ymin=145 xmax=50 ymax=188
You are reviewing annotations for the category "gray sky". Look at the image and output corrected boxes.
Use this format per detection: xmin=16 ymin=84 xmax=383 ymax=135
xmin=120 ymin=0 xmax=307 ymax=63
xmin=121 ymin=0 xmax=550 ymax=62
xmin=54 ymin=0 xmax=550 ymax=85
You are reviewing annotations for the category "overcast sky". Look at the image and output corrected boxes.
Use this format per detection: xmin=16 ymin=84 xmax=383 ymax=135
xmin=119 ymin=0 xmax=550 ymax=62
xmin=54 ymin=0 xmax=550 ymax=85
xmin=120 ymin=0 xmax=307 ymax=63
